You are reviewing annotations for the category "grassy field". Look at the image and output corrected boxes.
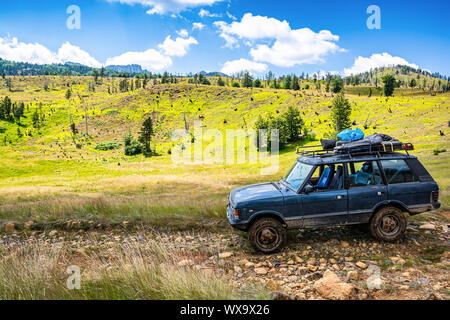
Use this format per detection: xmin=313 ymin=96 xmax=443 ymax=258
xmin=0 ymin=76 xmax=449 ymax=229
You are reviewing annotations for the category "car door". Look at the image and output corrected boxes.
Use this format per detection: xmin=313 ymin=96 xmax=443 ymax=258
xmin=347 ymin=160 xmax=387 ymax=224
xmin=301 ymin=164 xmax=348 ymax=227
xmin=380 ymin=159 xmax=430 ymax=207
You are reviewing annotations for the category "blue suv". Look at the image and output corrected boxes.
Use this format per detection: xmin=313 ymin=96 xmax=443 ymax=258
xmin=227 ymin=147 xmax=441 ymax=253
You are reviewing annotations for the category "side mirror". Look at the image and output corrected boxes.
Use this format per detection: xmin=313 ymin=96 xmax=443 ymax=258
xmin=304 ymin=185 xmax=314 ymax=194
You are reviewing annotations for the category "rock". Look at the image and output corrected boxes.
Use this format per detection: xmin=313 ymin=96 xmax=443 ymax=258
xmin=319 ymin=258 xmax=327 ymax=264
xmin=219 ymin=252 xmax=233 ymax=259
xmin=4 ymin=223 xmax=15 ymax=232
xmin=266 ymin=279 xmax=280 ymax=291
xmin=419 ymin=223 xmax=436 ymax=231
xmin=234 ymin=266 xmax=242 ymax=273
xmin=24 ymin=221 xmax=34 ymax=229
xmin=245 ymin=262 xmax=255 ymax=269
xmin=255 ymin=267 xmax=268 ymax=275
xmin=295 ymin=256 xmax=304 ymax=263
xmin=239 ymin=259 xmax=249 ymax=266
xmin=344 ymin=256 xmax=354 ymax=262
xmin=341 ymin=241 xmax=350 ymax=248
xmin=75 ymin=248 xmax=87 ymax=255
xmin=178 ymin=259 xmax=194 ymax=267
xmin=332 ymin=264 xmax=340 ymax=271
xmin=347 ymin=271 xmax=359 ymax=280
xmin=307 ymin=265 xmax=318 ymax=272
xmin=356 ymin=262 xmax=368 ymax=269
xmin=49 ymin=230 xmax=58 ymax=237
xmin=313 ymin=271 xmax=355 ymax=300
xmin=287 ymin=259 xmax=294 ymax=265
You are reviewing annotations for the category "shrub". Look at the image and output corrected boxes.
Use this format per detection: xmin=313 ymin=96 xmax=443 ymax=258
xmin=124 ymin=133 xmax=142 ymax=156
xmin=433 ymin=149 xmax=446 ymax=156
xmin=125 ymin=140 xmax=143 ymax=156
xmin=95 ymin=142 xmax=121 ymax=151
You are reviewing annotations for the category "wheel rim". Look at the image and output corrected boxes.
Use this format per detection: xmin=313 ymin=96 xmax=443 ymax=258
xmin=378 ymin=214 xmax=401 ymax=236
xmin=256 ymin=227 xmax=280 ymax=250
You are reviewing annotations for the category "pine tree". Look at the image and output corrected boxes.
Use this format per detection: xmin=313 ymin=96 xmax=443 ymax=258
xmin=242 ymin=72 xmax=253 ymax=88
xmin=282 ymin=106 xmax=304 ymax=142
xmin=381 ymin=74 xmax=396 ymax=97
xmin=331 ymin=93 xmax=352 ymax=134
xmin=139 ymin=117 xmax=154 ymax=156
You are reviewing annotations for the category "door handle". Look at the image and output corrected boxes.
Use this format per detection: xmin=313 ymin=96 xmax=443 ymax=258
xmin=337 ymin=195 xmax=345 ymax=200
xmin=378 ymin=192 xmax=385 ymax=196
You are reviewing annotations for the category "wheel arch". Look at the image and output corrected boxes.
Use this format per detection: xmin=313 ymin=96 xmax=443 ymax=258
xmin=370 ymin=201 xmax=409 ymax=221
xmin=247 ymin=211 xmax=286 ymax=229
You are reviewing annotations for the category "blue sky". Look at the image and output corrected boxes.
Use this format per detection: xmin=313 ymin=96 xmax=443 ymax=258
xmin=0 ymin=0 xmax=449 ymax=77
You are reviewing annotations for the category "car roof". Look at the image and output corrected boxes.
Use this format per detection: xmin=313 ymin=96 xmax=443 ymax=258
xmin=297 ymin=152 xmax=417 ymax=166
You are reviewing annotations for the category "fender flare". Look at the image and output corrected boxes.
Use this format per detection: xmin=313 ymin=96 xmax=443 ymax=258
xmin=247 ymin=210 xmax=287 ymax=227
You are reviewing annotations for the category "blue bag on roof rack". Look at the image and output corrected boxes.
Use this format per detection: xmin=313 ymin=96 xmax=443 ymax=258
xmin=337 ymin=128 xmax=364 ymax=142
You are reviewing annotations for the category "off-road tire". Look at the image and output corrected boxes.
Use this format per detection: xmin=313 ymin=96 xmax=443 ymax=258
xmin=248 ymin=218 xmax=286 ymax=254
xmin=369 ymin=207 xmax=407 ymax=242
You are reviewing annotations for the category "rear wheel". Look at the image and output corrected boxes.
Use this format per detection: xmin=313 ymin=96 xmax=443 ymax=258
xmin=249 ymin=218 xmax=286 ymax=254
xmin=369 ymin=207 xmax=407 ymax=242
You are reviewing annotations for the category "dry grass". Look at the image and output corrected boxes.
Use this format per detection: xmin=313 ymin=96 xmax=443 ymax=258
xmin=0 ymin=237 xmax=269 ymax=300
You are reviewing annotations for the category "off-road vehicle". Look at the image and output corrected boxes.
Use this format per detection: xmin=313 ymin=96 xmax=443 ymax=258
xmin=227 ymin=141 xmax=440 ymax=253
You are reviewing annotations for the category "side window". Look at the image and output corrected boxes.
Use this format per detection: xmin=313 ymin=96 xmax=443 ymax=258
xmin=308 ymin=164 xmax=344 ymax=191
xmin=381 ymin=160 xmax=417 ymax=184
xmin=348 ymin=161 xmax=383 ymax=187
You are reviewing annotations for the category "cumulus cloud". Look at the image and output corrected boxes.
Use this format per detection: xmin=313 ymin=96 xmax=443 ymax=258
xmin=177 ymin=29 xmax=189 ymax=38
xmin=0 ymin=37 xmax=101 ymax=67
xmin=221 ymin=58 xmax=267 ymax=75
xmin=215 ymin=13 xmax=343 ymax=67
xmin=344 ymin=52 xmax=420 ymax=76
xmin=57 ymin=42 xmax=102 ymax=68
xmin=106 ymin=0 xmax=223 ymax=15
xmin=192 ymin=22 xmax=206 ymax=31
xmin=0 ymin=32 xmax=198 ymax=72
xmin=199 ymin=9 xmax=220 ymax=18
xmin=158 ymin=35 xmax=198 ymax=57
xmin=106 ymin=49 xmax=172 ymax=70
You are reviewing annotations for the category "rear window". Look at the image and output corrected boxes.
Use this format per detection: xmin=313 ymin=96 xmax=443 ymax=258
xmin=380 ymin=159 xmax=418 ymax=184
xmin=405 ymin=159 xmax=434 ymax=182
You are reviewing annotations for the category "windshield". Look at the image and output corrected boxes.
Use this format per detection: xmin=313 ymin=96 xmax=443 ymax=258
xmin=283 ymin=162 xmax=313 ymax=190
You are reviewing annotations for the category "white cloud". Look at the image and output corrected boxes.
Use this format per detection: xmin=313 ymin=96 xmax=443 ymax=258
xmin=57 ymin=42 xmax=102 ymax=68
xmin=106 ymin=49 xmax=172 ymax=70
xmin=0 ymin=37 xmax=101 ymax=67
xmin=158 ymin=35 xmax=198 ymax=57
xmin=177 ymin=29 xmax=189 ymax=38
xmin=199 ymin=9 xmax=220 ymax=18
xmin=226 ymin=11 xmax=237 ymax=20
xmin=344 ymin=52 xmax=420 ymax=76
xmin=215 ymin=13 xmax=343 ymax=67
xmin=106 ymin=0 xmax=223 ymax=15
xmin=192 ymin=22 xmax=206 ymax=31
xmin=221 ymin=58 xmax=267 ymax=75
xmin=0 ymin=37 xmax=58 ymax=65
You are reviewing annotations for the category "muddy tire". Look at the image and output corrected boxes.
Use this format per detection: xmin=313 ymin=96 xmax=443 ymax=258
xmin=369 ymin=207 xmax=407 ymax=242
xmin=248 ymin=218 xmax=286 ymax=254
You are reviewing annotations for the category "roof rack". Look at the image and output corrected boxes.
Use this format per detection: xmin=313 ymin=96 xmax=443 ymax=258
xmin=297 ymin=143 xmax=414 ymax=158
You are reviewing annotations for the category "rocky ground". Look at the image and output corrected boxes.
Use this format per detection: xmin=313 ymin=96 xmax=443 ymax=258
xmin=1 ymin=214 xmax=449 ymax=300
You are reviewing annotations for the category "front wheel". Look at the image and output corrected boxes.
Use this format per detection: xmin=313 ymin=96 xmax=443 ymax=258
xmin=248 ymin=218 xmax=286 ymax=254
xmin=369 ymin=207 xmax=407 ymax=242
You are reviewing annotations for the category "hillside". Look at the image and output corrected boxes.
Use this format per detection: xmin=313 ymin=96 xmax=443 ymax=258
xmin=0 ymin=74 xmax=448 ymax=225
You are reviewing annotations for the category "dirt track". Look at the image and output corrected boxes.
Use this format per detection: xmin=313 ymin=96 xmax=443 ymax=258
xmin=1 ymin=214 xmax=449 ymax=300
